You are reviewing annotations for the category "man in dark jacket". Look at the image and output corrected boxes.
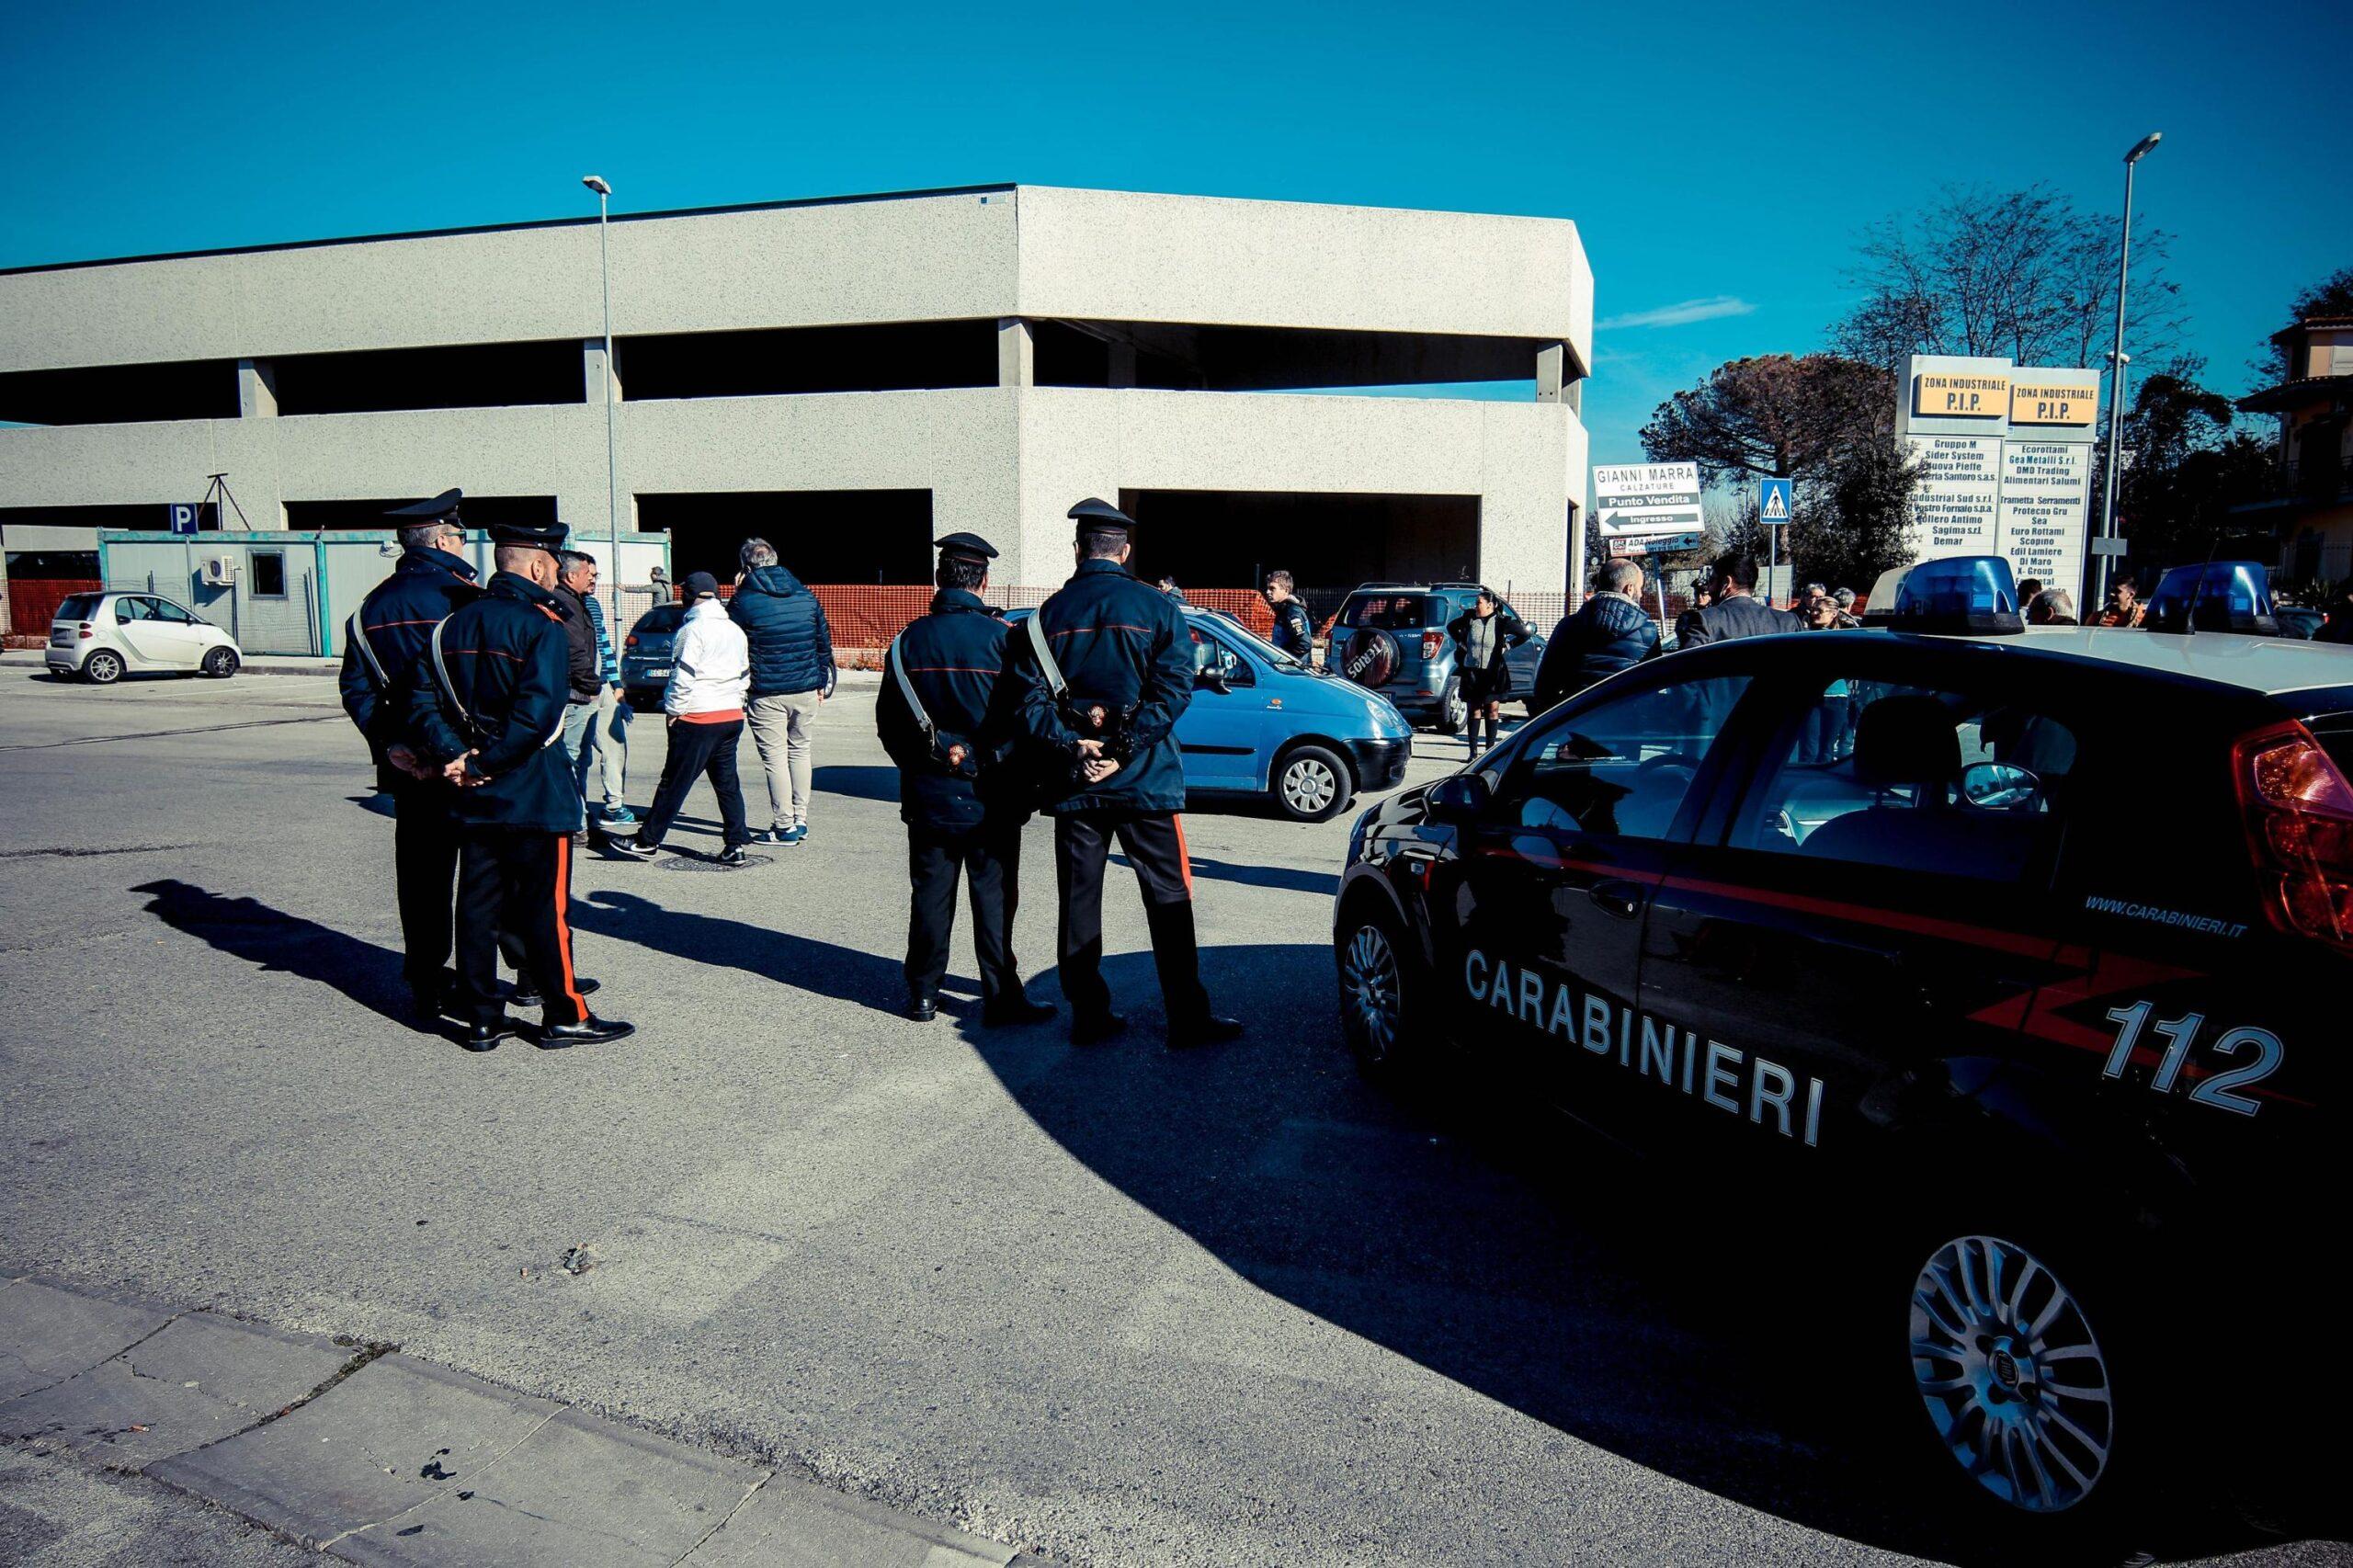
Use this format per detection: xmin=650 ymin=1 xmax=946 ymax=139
xmin=729 ymin=539 xmax=835 ymax=846
xmin=551 ymin=551 xmax=605 ymax=835
xmin=405 ymin=521 xmax=632 ymax=1052
xmin=1678 ymin=555 xmax=1802 ymax=646
xmin=1533 ymin=557 xmax=1661 ymax=711
xmin=1263 ymin=570 xmax=1314 ymax=665
xmin=338 ymin=489 xmax=526 ymax=1020
xmin=878 ymin=532 xmax=1057 ymax=1026
xmin=1444 ymin=588 xmax=1531 ymax=757
xmin=1006 ymin=499 xmax=1242 ymax=1050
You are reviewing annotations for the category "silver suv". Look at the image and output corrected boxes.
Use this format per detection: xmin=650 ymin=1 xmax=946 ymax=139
xmin=1329 ymin=584 xmax=1545 ymax=733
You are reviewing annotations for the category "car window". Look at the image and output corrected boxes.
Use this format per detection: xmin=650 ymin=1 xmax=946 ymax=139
xmin=1341 ymin=595 xmax=1435 ymax=631
xmin=114 ymin=597 xmax=152 ymax=622
xmin=53 ymin=594 xmax=99 ymax=622
xmin=1735 ymin=676 xmax=2078 ymax=881
xmin=1500 ymin=674 xmax=1752 ymax=840
xmin=1187 ymin=625 xmax=1255 ymax=687
xmin=631 ymin=606 xmax=685 ymax=636
xmin=1215 ymin=618 xmax=1303 ymax=672
xmin=151 ymin=600 xmax=196 ymax=624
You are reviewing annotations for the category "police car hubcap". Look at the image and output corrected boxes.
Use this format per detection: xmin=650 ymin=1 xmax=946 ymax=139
xmin=1284 ymin=759 xmax=1336 ymax=813
xmin=1341 ymin=925 xmax=1401 ymax=1059
xmin=1910 ymin=1235 xmax=2112 ymax=1514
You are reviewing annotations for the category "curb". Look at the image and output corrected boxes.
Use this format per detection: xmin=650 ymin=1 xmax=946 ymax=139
xmin=3 ymin=1272 xmax=1046 ymax=1566
xmin=1 ymin=649 xmax=340 ymax=678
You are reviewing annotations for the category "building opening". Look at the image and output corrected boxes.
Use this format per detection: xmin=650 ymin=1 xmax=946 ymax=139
xmin=269 ymin=341 xmax=585 ymax=415
xmin=634 ymin=490 xmax=934 ymax=584
xmin=1115 ymin=490 xmax=1481 ymax=598
xmin=620 ymin=323 xmax=997 ymax=400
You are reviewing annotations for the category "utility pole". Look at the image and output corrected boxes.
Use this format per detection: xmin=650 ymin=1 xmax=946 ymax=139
xmin=583 ymin=175 xmax=621 ymax=633
xmin=2095 ymin=132 xmax=2162 ymax=611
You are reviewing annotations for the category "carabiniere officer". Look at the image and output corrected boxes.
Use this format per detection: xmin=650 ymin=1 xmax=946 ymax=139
xmin=337 ymin=489 xmax=529 ymax=1020
xmin=1006 ymin=499 xmax=1243 ymax=1049
xmin=875 ymin=532 xmax=1058 ymax=1026
xmin=404 ymin=520 xmax=633 ymax=1051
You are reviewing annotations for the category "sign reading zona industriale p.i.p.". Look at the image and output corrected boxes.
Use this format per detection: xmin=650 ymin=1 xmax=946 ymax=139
xmin=1894 ymin=354 xmax=2099 ymax=599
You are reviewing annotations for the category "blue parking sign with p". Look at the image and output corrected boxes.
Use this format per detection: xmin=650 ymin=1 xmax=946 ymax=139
xmin=167 ymin=504 xmax=199 ymax=535
xmin=1758 ymin=477 xmax=1792 ymax=524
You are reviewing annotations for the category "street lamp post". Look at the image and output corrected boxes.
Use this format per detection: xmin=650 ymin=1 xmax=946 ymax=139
xmin=583 ymin=174 xmax=620 ymax=633
xmin=2094 ymin=131 xmax=2161 ymax=612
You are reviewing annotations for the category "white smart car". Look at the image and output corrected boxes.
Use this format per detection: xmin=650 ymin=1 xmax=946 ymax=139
xmin=45 ymin=590 xmax=243 ymax=683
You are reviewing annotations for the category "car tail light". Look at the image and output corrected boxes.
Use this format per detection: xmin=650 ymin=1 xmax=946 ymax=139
xmin=77 ymin=624 xmax=93 ymax=639
xmin=624 ymin=634 xmax=640 ymax=648
xmin=2234 ymin=721 xmax=2353 ymax=952
xmin=1420 ymin=631 xmax=1444 ymax=659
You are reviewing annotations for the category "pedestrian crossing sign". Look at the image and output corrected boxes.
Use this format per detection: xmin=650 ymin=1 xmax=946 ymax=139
xmin=1758 ymin=477 xmax=1792 ymax=524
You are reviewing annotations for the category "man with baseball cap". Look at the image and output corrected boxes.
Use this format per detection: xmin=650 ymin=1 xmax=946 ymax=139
xmin=606 ymin=571 xmax=753 ymax=867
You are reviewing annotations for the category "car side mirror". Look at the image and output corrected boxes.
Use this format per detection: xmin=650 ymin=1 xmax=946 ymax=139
xmin=1426 ymin=772 xmax=1493 ymax=824
xmin=1196 ymin=665 xmax=1232 ymax=693
xmin=1960 ymin=761 xmax=2040 ymax=812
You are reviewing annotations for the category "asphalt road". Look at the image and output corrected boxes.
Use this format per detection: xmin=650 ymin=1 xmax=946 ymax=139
xmin=0 ymin=665 xmax=2341 ymax=1567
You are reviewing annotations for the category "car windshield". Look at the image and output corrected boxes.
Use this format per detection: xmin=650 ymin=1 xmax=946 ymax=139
xmin=1204 ymin=615 xmax=1305 ymax=671
xmin=53 ymin=595 xmax=99 ymax=622
xmin=1341 ymin=595 xmax=1435 ymax=630
xmin=632 ymin=606 xmax=685 ymax=636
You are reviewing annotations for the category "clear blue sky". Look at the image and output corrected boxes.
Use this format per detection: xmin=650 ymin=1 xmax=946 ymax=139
xmin=4 ymin=0 xmax=2347 ymax=467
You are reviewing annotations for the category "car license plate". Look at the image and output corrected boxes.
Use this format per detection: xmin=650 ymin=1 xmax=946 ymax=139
xmin=646 ymin=666 xmax=671 ymax=679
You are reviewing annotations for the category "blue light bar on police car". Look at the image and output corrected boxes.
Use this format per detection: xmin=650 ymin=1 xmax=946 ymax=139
xmin=1882 ymin=555 xmax=2025 ymax=636
xmin=2147 ymin=561 xmax=2277 ymax=635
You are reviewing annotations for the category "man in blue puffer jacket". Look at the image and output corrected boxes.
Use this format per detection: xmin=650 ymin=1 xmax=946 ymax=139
xmin=1532 ymin=556 xmax=1663 ymax=713
xmin=728 ymin=538 xmax=835 ymax=846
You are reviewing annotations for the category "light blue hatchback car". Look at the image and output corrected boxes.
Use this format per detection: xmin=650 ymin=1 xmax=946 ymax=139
xmin=1006 ymin=605 xmax=1415 ymax=822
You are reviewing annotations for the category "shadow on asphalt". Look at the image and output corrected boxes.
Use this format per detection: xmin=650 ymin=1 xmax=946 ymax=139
xmin=1110 ymin=849 xmax=1336 ymax=899
xmin=952 ymin=938 xmax=2302 ymax=1566
xmin=130 ymin=879 xmax=420 ymax=1030
xmin=570 ymin=889 xmax=977 ymax=1014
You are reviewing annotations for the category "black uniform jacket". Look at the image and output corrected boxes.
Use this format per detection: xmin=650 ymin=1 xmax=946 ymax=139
xmin=876 ymin=588 xmax=1029 ymax=835
xmin=403 ymin=573 xmax=584 ymax=834
xmin=340 ymin=547 xmax=485 ymax=792
xmin=1678 ymin=592 xmax=1802 ymax=646
xmin=1006 ymin=557 xmax=1194 ymax=816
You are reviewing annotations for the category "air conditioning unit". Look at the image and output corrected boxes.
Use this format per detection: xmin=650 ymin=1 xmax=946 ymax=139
xmin=201 ymin=556 xmax=239 ymax=585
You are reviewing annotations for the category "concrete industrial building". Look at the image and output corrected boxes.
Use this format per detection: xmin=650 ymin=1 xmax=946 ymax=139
xmin=0 ymin=184 xmax=1593 ymax=640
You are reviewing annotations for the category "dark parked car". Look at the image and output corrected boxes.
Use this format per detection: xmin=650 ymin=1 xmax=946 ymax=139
xmin=1328 ymin=583 xmax=1546 ymax=733
xmin=1333 ymin=555 xmax=2350 ymax=1535
xmin=620 ymin=603 xmax=685 ymax=710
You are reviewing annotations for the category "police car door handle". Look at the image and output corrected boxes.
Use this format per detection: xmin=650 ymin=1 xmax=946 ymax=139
xmin=1589 ymin=880 xmax=1644 ymax=920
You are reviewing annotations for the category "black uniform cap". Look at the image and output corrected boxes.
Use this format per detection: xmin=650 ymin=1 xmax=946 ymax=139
xmin=487 ymin=520 xmax=570 ymax=552
xmin=934 ymin=531 xmax=998 ymax=563
xmin=1067 ymin=497 xmax=1135 ymax=538
xmin=385 ymin=488 xmax=464 ymax=524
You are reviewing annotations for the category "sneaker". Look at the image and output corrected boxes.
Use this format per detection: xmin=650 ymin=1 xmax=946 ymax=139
xmin=750 ymin=825 xmax=790 ymax=845
xmin=779 ymin=823 xmax=809 ymax=846
xmin=601 ymin=805 xmax=637 ymax=825
xmin=716 ymin=846 xmax=750 ymax=868
xmin=606 ymin=835 xmax=659 ymax=862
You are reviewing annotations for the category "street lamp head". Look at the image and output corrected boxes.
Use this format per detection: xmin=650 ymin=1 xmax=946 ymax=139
xmin=582 ymin=175 xmax=612 ymax=197
xmin=2125 ymin=132 xmax=2162 ymax=164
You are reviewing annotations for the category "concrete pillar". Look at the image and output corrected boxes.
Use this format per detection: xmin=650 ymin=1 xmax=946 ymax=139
xmin=236 ymin=358 xmax=278 ymax=418
xmin=996 ymin=318 xmax=1034 ymax=389
xmin=1535 ymin=342 xmax=1566 ymax=404
xmin=1108 ymin=341 xmax=1138 ymax=390
xmin=583 ymin=338 xmax=621 ymax=403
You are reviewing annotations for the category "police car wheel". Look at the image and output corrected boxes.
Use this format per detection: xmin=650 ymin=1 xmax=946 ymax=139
xmin=1908 ymin=1232 xmax=2122 ymax=1519
xmin=1336 ymin=904 xmax=1415 ymax=1078
xmin=1436 ymin=676 xmax=1468 ymax=735
xmin=200 ymin=647 xmax=239 ymax=678
xmin=1275 ymin=744 xmax=1350 ymax=823
xmin=83 ymin=650 xmax=124 ymax=685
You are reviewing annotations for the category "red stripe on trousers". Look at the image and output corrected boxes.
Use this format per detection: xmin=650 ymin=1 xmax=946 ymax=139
xmin=553 ymin=835 xmax=585 ymax=1017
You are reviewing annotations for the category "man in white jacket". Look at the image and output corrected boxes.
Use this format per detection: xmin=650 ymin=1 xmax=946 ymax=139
xmin=607 ymin=573 xmax=753 ymax=866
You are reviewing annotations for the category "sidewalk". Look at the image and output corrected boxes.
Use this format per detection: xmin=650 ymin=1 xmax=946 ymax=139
xmin=1 ymin=1273 xmax=1042 ymax=1566
xmin=1 ymin=649 xmax=888 ymax=685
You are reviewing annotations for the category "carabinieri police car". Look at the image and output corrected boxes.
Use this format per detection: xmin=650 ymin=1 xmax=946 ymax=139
xmin=1332 ymin=556 xmax=2350 ymax=1534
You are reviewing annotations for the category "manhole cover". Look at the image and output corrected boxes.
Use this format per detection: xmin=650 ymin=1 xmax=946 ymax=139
xmin=658 ymin=854 xmax=774 ymax=872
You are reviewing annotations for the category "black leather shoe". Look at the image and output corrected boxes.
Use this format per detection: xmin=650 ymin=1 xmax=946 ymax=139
xmin=983 ymin=994 xmax=1058 ymax=1027
xmin=1070 ymin=1011 xmax=1128 ymax=1046
xmin=538 ymin=1016 xmax=635 ymax=1049
xmin=509 ymin=977 xmax=598 ymax=1009
xmin=1167 ymin=1015 xmax=1245 ymax=1051
xmin=461 ymin=1018 xmax=517 ymax=1052
xmin=904 ymin=994 xmax=938 ymax=1022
